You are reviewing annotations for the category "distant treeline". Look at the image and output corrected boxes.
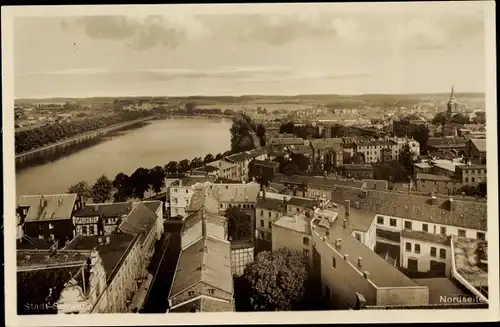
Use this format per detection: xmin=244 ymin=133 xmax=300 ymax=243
xmin=15 ymin=110 xmax=160 ymax=154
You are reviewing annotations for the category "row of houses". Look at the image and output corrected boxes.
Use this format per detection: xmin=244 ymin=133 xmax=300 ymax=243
xmin=16 ymin=195 xmax=164 ymax=314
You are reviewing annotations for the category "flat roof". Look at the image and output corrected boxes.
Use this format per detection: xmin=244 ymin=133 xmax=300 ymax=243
xmin=17 ymin=249 xmax=90 ymax=270
xmin=401 ymin=229 xmax=451 ymax=246
xmin=256 ymin=197 xmax=285 ymax=211
xmin=274 ymin=214 xmax=311 ymax=234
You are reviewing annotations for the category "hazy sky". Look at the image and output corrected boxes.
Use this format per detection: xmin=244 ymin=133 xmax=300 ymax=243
xmin=12 ymin=3 xmax=487 ymax=98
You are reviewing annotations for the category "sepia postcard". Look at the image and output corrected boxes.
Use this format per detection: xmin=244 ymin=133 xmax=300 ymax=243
xmin=2 ymin=2 xmax=498 ymax=326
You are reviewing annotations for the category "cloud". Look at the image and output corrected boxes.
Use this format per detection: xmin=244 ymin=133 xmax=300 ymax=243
xmin=196 ymin=13 xmax=338 ymax=46
xmin=67 ymin=16 xmax=187 ymax=50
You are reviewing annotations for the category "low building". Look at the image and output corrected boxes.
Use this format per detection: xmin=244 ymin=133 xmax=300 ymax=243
xmin=249 ymin=159 xmax=280 ymax=179
xmin=427 ymin=137 xmax=467 ymax=154
xmin=356 ymin=140 xmax=395 ymax=164
xmin=466 ymin=139 xmax=487 ymax=164
xmin=311 ymin=138 xmax=344 ymax=169
xmin=73 ymin=202 xmax=134 ymax=237
xmin=344 ymin=164 xmax=374 ymax=179
xmin=415 ymin=173 xmax=462 ymax=195
xmin=272 ymin=213 xmax=313 ymax=266
xmin=18 ymin=194 xmax=82 ymax=247
xmin=455 ymin=164 xmax=487 ymax=186
xmin=207 ymin=160 xmax=239 ymax=181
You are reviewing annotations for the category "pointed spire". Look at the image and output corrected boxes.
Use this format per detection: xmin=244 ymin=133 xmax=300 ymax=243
xmin=450 ymin=85 xmax=456 ymax=100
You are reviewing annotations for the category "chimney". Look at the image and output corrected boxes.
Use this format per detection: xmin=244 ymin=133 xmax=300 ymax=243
xmin=343 ymin=219 xmax=347 ymax=228
xmin=357 ymin=257 xmax=363 ymax=268
xmin=94 ymin=205 xmax=99 ymax=212
xmin=179 ymin=179 xmax=183 ymax=188
xmin=449 ymin=197 xmax=454 ymax=211
xmin=105 ymin=235 xmax=111 ymax=244
xmin=58 ymin=197 xmax=63 ymax=206
xmin=40 ymin=195 xmax=45 ymax=208
xmin=344 ymin=200 xmax=351 ymax=217
xmin=335 ymin=238 xmax=342 ymax=247
xmin=363 ymin=271 xmax=370 ymax=279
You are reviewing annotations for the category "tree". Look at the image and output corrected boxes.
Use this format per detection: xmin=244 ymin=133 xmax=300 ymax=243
xmin=473 ymin=111 xmax=486 ymax=124
xmin=432 ymin=112 xmax=448 ymax=126
xmin=130 ymin=167 xmax=151 ymax=199
xmin=290 ymin=153 xmax=309 ymax=171
xmin=230 ymin=115 xmax=255 ymax=153
xmin=164 ymin=161 xmax=178 ymax=175
xmin=256 ymin=124 xmax=267 ymax=147
xmin=409 ymin=125 xmax=429 ymax=155
xmin=203 ymin=153 xmax=215 ymax=164
xmin=91 ymin=175 xmax=113 ymax=203
xmin=248 ymin=159 xmax=274 ymax=186
xmin=189 ymin=157 xmax=203 ymax=170
xmin=279 ymin=122 xmax=295 ymax=134
xmin=112 ymin=172 xmax=132 ymax=202
xmin=68 ymin=181 xmax=92 ymax=201
xmin=398 ymin=144 xmax=415 ymax=177
xmin=149 ymin=165 xmax=166 ymax=194
xmin=477 ymin=181 xmax=487 ymax=197
xmin=215 ymin=153 xmax=223 ymax=161
xmin=241 ymin=248 xmax=308 ymax=311
xmin=451 ymin=113 xmax=470 ymax=125
xmin=185 ymin=102 xmax=196 ymax=113
xmin=178 ymin=159 xmax=190 ymax=173
xmin=225 ymin=206 xmax=252 ymax=241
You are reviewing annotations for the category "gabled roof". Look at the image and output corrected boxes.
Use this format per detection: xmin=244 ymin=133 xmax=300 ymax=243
xmin=470 ymin=138 xmax=487 ymax=153
xmin=428 ymin=137 xmax=467 ymax=147
xmin=19 ymin=194 xmax=78 ymax=222
xmin=225 ymin=152 xmax=252 ymax=163
xmin=142 ymin=200 xmax=162 ymax=214
xmin=256 ymin=197 xmax=286 ymax=211
xmin=118 ymin=203 xmax=158 ymax=242
xmin=73 ymin=202 xmax=133 ymax=218
xmin=169 ymin=236 xmax=232 ymax=298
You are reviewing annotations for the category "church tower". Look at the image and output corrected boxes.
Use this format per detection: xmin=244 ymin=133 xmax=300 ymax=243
xmin=447 ymin=85 xmax=458 ymax=121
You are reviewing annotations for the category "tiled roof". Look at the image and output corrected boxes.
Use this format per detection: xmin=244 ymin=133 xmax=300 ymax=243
xmin=193 ymin=165 xmax=219 ymax=173
xmin=176 ymin=176 xmax=215 ymax=188
xmin=63 ymin=234 xmax=137 ymax=284
xmin=287 ymin=196 xmax=319 ymax=209
xmin=345 ymin=207 xmax=376 ymax=232
xmin=73 ymin=202 xmax=133 ymax=218
xmin=211 ymin=182 xmax=260 ymax=203
xmin=470 ymin=139 xmax=487 ymax=153
xmin=401 ymin=229 xmax=451 ymax=246
xmin=428 ymin=137 xmax=467 ymax=147
xmin=19 ymin=194 xmax=78 ymax=222
xmin=169 ymin=236 xmax=232 ymax=298
xmin=17 ymin=249 xmax=90 ymax=270
xmin=328 ymin=185 xmax=487 ymax=230
xmin=186 ymin=185 xmax=221 ymax=214
xmin=207 ymin=160 xmax=237 ymax=171
xmin=182 ymin=207 xmax=227 ymax=234
xmin=142 ymin=200 xmax=162 ymax=214
xmin=314 ymin=214 xmax=418 ymax=288
xmin=225 ymin=152 xmax=251 ymax=163
xmin=416 ymin=173 xmax=455 ymax=181
xmin=16 ymin=237 xmax=58 ymax=250
xmin=274 ymin=214 xmax=311 ymax=234
xmin=311 ymin=138 xmax=343 ymax=150
xmin=256 ymin=197 xmax=286 ymax=211
xmin=170 ymin=296 xmax=233 ymax=312
xmin=118 ymin=202 xmax=158 ymax=242
xmin=268 ymin=183 xmax=288 ymax=194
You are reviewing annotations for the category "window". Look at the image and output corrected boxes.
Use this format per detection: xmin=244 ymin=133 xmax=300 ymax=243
xmin=303 ymin=237 xmax=309 ymax=246
xmin=208 ymin=289 xmax=215 ymax=295
xmin=260 ymin=220 xmax=264 ymax=227
xmin=415 ymin=244 xmax=421 ymax=254
xmin=440 ymin=226 xmax=446 ymax=235
xmin=303 ymin=249 xmax=309 ymax=257
xmin=477 ymin=232 xmax=486 ymax=240
xmin=439 ymin=249 xmax=446 ymax=259
xmin=390 ymin=218 xmax=397 ymax=227
xmin=405 ymin=242 xmax=412 ymax=252
xmin=188 ymin=291 xmax=195 ymax=297
xmin=220 ymin=204 xmax=224 ymax=208
xmin=268 ymin=212 xmax=271 ymax=217
xmin=377 ymin=216 xmax=384 ymax=224
xmin=471 ymin=177 xmax=475 ymax=183
xmin=404 ymin=221 xmax=412 ymax=230
xmin=185 ymin=190 xmax=189 ymax=193
xmin=296 ymin=208 xmax=300 ymax=212
xmin=82 ymin=226 xmax=87 ymax=235
xmin=355 ymin=233 xmax=361 ymax=241
xmin=422 ymin=224 xmax=428 ymax=232
xmin=465 ymin=177 xmax=469 ymax=183
xmin=260 ymin=210 xmax=264 ymax=216
xmin=332 ymin=256 xmax=336 ymax=268
xmin=268 ymin=221 xmax=272 ymax=229
xmin=458 ymin=229 xmax=466 ymax=237
xmin=89 ymin=225 xmax=94 ymax=235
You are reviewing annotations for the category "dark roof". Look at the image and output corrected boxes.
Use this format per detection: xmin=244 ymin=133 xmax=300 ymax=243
xmin=63 ymin=234 xmax=138 ymax=283
xmin=311 ymin=138 xmax=343 ymax=150
xmin=252 ymin=160 xmax=279 ymax=168
xmin=19 ymin=194 xmax=78 ymax=222
xmin=428 ymin=137 xmax=467 ymax=147
xmin=170 ymin=296 xmax=233 ymax=312
xmin=456 ymin=164 xmax=487 ymax=171
xmin=268 ymin=183 xmax=288 ymax=193
xmin=256 ymin=197 xmax=286 ymax=211
xmin=225 ymin=152 xmax=251 ymax=163
xmin=344 ymin=164 xmax=374 ymax=171
xmin=73 ymin=202 xmax=133 ymax=218
xmin=214 ymin=177 xmax=242 ymax=184
xmin=329 ymin=186 xmax=487 ymax=230
xmin=17 ymin=249 xmax=90 ymax=269
xmin=142 ymin=200 xmax=162 ymax=214
xmin=193 ymin=165 xmax=219 ymax=173
xmin=287 ymin=196 xmax=319 ymax=209
xmin=401 ymin=229 xmax=451 ymax=246
xmin=362 ymin=179 xmax=388 ymax=191
xmin=17 ymin=237 xmax=58 ymax=250
xmin=118 ymin=202 xmax=158 ymax=242
xmin=273 ymin=174 xmax=365 ymax=189
xmin=470 ymin=139 xmax=486 ymax=152
xmin=169 ymin=236 xmax=232 ymax=298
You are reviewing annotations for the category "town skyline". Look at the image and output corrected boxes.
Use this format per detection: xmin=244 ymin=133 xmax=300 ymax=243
xmin=13 ymin=3 xmax=486 ymax=98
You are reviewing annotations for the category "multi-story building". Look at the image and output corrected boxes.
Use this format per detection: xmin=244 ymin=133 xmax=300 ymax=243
xmin=356 ymin=140 xmax=395 ymax=164
xmin=272 ymin=213 xmax=314 ymax=267
xmin=168 ymin=175 xmax=215 ymax=219
xmin=167 ymin=186 xmax=234 ymax=312
xmin=392 ymin=115 xmax=428 ymax=137
xmin=255 ymin=194 xmax=289 ymax=247
xmin=223 ymin=148 xmax=268 ymax=182
xmin=206 ymin=160 xmax=239 ymax=181
xmin=466 ymin=138 xmax=487 ymax=164
xmin=17 ymin=194 xmax=82 ymax=247
xmin=455 ymin=164 xmax=487 ymax=186
xmin=343 ymin=164 xmax=375 ymax=179
xmin=73 ymin=202 xmax=134 ymax=236
xmin=249 ymin=159 xmax=280 ymax=180
xmin=311 ymin=138 xmax=344 ymax=169
xmin=427 ymin=137 xmax=467 ymax=155
xmin=389 ymin=137 xmax=420 ymax=160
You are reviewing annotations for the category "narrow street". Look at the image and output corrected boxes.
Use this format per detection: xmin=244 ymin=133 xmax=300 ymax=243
xmin=140 ymin=221 xmax=182 ymax=313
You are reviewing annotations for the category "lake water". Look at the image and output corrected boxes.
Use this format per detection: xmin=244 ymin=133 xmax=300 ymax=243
xmin=16 ymin=118 xmax=232 ymax=196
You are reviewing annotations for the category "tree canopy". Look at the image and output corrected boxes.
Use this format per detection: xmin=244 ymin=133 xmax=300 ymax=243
xmin=225 ymin=206 xmax=253 ymax=241
xmin=241 ymin=248 xmax=308 ymax=311
xmin=91 ymin=175 xmax=113 ymax=203
xmin=68 ymin=181 xmax=92 ymax=200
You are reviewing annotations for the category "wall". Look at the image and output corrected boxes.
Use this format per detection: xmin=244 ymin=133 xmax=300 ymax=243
xmin=24 ymin=219 xmax=73 ymax=246
xmin=170 ymin=186 xmax=195 ymax=219
xmin=376 ymin=287 xmax=429 ymax=306
xmin=170 ymin=282 xmax=232 ymax=308
xmin=231 ymin=246 xmax=254 ymax=276
xmin=312 ymin=228 xmax=377 ymax=308
xmin=376 ymin=214 xmax=487 ymax=240
xmin=400 ymin=236 xmax=451 ymax=276
xmin=256 ymin=207 xmax=284 ymax=242
xmin=308 ymin=186 xmax=333 ymax=201
xmin=272 ymin=224 xmax=312 ymax=267
xmin=415 ymin=179 xmax=462 ymax=195
xmin=351 ymin=218 xmax=376 ymax=252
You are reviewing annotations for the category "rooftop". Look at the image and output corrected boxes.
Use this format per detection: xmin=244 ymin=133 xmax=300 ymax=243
xmin=452 ymin=237 xmax=488 ymax=289
xmin=413 ymin=278 xmax=471 ymax=305
xmin=142 ymin=200 xmax=163 ymax=214
xmin=361 ymin=179 xmax=388 ymax=191
xmin=428 ymin=137 xmax=467 ymax=147
xmin=186 ymin=185 xmax=221 ymax=214
xmin=274 ymin=213 xmax=311 ymax=234
xmin=18 ymin=194 xmax=78 ymax=222
xmin=470 ymin=139 xmax=487 ymax=153
xmin=401 ymin=229 xmax=451 ymax=246
xmin=211 ymin=182 xmax=260 ymax=203
xmin=344 ymin=164 xmax=374 ymax=171
xmin=193 ymin=165 xmax=219 ymax=173
xmin=416 ymin=173 xmax=455 ymax=181
xmin=273 ymin=174 xmax=365 ymax=189
xmin=414 ymin=162 xmax=433 ymax=169
xmin=328 ymin=185 xmax=487 ymax=230
xmin=313 ymin=214 xmax=419 ymax=288
xmin=169 ymin=236 xmax=233 ymax=298
xmin=207 ymin=160 xmax=238 ymax=171
xmin=256 ymin=197 xmax=286 ymax=212
xmin=225 ymin=152 xmax=251 ymax=163
xmin=456 ymin=164 xmax=487 ymax=171
xmin=173 ymin=176 xmax=215 ymax=188
xmin=267 ymin=183 xmax=288 ymax=194
xmin=17 ymin=249 xmax=90 ymax=270
xmin=310 ymin=138 xmax=343 ymax=150
xmin=63 ymin=234 xmax=137 ymax=283
xmin=287 ymin=196 xmax=320 ymax=210
xmin=17 ymin=236 xmax=58 ymax=250
xmin=118 ymin=202 xmax=158 ymax=242
xmin=431 ymin=160 xmax=465 ymax=173
xmin=169 ymin=296 xmax=233 ymax=312
xmin=252 ymin=159 xmax=280 ymax=168
xmin=73 ymin=202 xmax=133 ymax=218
